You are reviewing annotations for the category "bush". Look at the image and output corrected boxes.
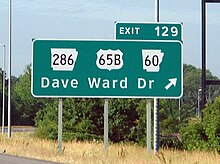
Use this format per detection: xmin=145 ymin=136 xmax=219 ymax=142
xmin=180 ymin=97 xmax=220 ymax=152
xmin=108 ymin=99 xmax=139 ymax=143
xmin=160 ymin=137 xmax=183 ymax=149
xmin=180 ymin=118 xmax=208 ymax=150
xmin=203 ymin=97 xmax=220 ymax=152
xmin=34 ymin=102 xmax=58 ymax=140
xmin=35 ymin=98 xmax=104 ymax=141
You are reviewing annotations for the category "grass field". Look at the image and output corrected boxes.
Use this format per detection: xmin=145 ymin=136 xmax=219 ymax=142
xmin=0 ymin=132 xmax=219 ymax=164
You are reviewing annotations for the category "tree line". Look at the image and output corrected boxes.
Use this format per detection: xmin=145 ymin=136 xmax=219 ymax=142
xmin=0 ymin=64 xmax=220 ymax=152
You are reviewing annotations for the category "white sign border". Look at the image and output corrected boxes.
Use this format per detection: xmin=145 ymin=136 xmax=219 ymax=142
xmin=31 ymin=38 xmax=183 ymax=99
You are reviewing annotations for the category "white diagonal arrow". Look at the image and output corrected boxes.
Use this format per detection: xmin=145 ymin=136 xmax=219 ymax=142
xmin=165 ymin=78 xmax=177 ymax=90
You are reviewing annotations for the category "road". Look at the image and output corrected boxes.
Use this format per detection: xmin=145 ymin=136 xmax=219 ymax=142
xmin=0 ymin=154 xmax=60 ymax=164
xmin=0 ymin=126 xmax=62 ymax=163
xmin=0 ymin=126 xmax=35 ymax=133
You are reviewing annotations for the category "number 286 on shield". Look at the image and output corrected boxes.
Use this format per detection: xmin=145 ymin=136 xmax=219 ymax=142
xmin=51 ymin=48 xmax=78 ymax=71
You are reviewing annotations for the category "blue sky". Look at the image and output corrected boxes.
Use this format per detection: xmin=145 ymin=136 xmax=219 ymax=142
xmin=0 ymin=0 xmax=220 ymax=77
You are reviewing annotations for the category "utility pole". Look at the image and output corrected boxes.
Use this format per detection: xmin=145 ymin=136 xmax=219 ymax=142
xmin=0 ymin=44 xmax=6 ymax=135
xmin=8 ymin=0 xmax=12 ymax=138
xmin=201 ymin=0 xmax=220 ymax=111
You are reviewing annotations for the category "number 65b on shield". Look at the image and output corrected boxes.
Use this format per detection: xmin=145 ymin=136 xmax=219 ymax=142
xmin=96 ymin=49 xmax=124 ymax=71
xmin=51 ymin=48 xmax=78 ymax=71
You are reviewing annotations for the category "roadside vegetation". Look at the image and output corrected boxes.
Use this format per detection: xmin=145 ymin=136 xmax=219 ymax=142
xmin=0 ymin=132 xmax=219 ymax=164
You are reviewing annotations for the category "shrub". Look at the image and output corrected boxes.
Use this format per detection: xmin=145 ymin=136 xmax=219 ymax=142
xmin=203 ymin=97 xmax=220 ymax=152
xmin=180 ymin=97 xmax=220 ymax=152
xmin=180 ymin=118 xmax=208 ymax=150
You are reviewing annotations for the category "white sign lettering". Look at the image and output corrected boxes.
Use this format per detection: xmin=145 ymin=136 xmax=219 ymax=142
xmin=88 ymin=77 xmax=127 ymax=89
xmin=119 ymin=27 xmax=140 ymax=35
xmin=41 ymin=77 xmax=78 ymax=89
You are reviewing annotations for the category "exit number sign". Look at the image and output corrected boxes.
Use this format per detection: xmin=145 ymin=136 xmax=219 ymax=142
xmin=115 ymin=22 xmax=182 ymax=41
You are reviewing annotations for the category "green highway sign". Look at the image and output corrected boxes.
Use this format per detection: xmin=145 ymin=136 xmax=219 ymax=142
xmin=115 ymin=22 xmax=183 ymax=99
xmin=32 ymin=39 xmax=182 ymax=98
xmin=115 ymin=22 xmax=183 ymax=41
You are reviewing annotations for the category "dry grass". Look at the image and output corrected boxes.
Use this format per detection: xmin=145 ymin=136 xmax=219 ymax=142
xmin=0 ymin=132 xmax=219 ymax=164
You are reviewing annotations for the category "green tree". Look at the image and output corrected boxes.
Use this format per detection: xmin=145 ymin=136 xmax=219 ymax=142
xmin=34 ymin=99 xmax=58 ymax=139
xmin=180 ymin=118 xmax=207 ymax=150
xmin=132 ymin=64 xmax=219 ymax=147
xmin=62 ymin=98 xmax=103 ymax=141
xmin=0 ymin=68 xmax=19 ymax=125
xmin=35 ymin=98 xmax=104 ymax=141
xmin=12 ymin=65 xmax=45 ymax=125
xmin=35 ymin=98 xmax=141 ymax=143
xmin=183 ymin=64 xmax=219 ymax=113
xmin=160 ymin=99 xmax=180 ymax=135
xmin=203 ymin=97 xmax=220 ymax=152
xmin=108 ymin=98 xmax=140 ymax=143
xmin=180 ymin=97 xmax=220 ymax=152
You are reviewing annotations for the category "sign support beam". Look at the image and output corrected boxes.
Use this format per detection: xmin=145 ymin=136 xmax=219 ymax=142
xmin=205 ymin=0 xmax=220 ymax=2
xmin=146 ymin=99 xmax=151 ymax=153
xmin=201 ymin=0 xmax=206 ymax=112
xmin=154 ymin=0 xmax=160 ymax=154
xmin=201 ymin=0 xmax=220 ymax=111
xmin=104 ymin=99 xmax=108 ymax=157
xmin=58 ymin=98 xmax=63 ymax=154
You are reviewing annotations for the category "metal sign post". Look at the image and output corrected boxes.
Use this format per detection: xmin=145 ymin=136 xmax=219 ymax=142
xmin=104 ymin=99 xmax=108 ymax=157
xmin=58 ymin=98 xmax=63 ymax=154
xmin=146 ymin=99 xmax=151 ymax=153
xmin=153 ymin=98 xmax=159 ymax=153
xmin=154 ymin=0 xmax=160 ymax=153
